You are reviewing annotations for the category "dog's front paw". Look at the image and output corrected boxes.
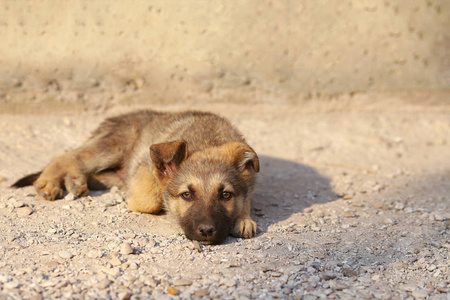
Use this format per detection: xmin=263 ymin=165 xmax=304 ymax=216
xmin=231 ymin=217 xmax=257 ymax=238
xmin=34 ymin=179 xmax=63 ymax=201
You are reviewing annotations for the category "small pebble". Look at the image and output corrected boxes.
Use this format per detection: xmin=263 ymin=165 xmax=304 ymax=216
xmin=17 ymin=206 xmax=33 ymax=216
xmin=412 ymin=289 xmax=429 ymax=299
xmin=250 ymin=244 xmax=261 ymax=250
xmin=394 ymin=202 xmax=405 ymax=210
xmin=167 ymin=286 xmax=178 ymax=295
xmin=40 ymin=279 xmax=58 ymax=288
xmin=11 ymin=199 xmax=25 ymax=208
xmin=128 ymin=262 xmax=138 ymax=270
xmin=434 ymin=214 xmax=447 ymax=221
xmin=120 ymin=243 xmax=134 ymax=255
xmin=399 ymin=284 xmax=416 ymax=292
xmin=404 ymin=207 xmax=414 ymax=213
xmin=392 ymin=262 xmax=406 ymax=269
xmin=310 ymin=252 xmax=325 ymax=259
xmin=195 ymin=288 xmax=208 ymax=297
xmin=103 ymin=267 xmax=121 ymax=277
xmin=358 ymin=277 xmax=373 ymax=284
xmin=104 ymin=199 xmax=117 ymax=207
xmin=63 ymin=117 xmax=72 ymax=126
xmin=117 ymin=291 xmax=132 ymax=300
xmin=110 ymin=257 xmax=122 ymax=266
xmin=65 ymin=193 xmax=75 ymax=201
xmin=342 ymin=268 xmax=357 ymax=277
xmin=383 ymin=218 xmax=395 ymax=225
xmin=95 ymin=278 xmax=112 ymax=290
xmin=308 ymin=275 xmax=321 ymax=283
xmin=321 ymin=271 xmax=336 ymax=280
xmin=150 ymin=247 xmax=162 ymax=254
xmin=188 ymin=240 xmax=202 ymax=252
xmin=373 ymin=204 xmax=389 ymax=210
xmin=342 ymin=211 xmax=357 ymax=218
xmin=220 ymin=278 xmax=236 ymax=287
xmin=427 ymin=264 xmax=436 ymax=271
xmin=44 ymin=261 xmax=59 ymax=268
xmin=58 ymin=251 xmax=74 ymax=259
xmin=115 ymin=194 xmax=124 ymax=202
xmin=173 ymin=279 xmax=193 ymax=286
xmin=29 ymin=294 xmax=43 ymax=300
xmin=330 ymin=280 xmax=347 ymax=290
xmin=315 ymin=211 xmax=325 ymax=218
xmin=87 ymin=250 xmax=102 ymax=259
xmin=123 ymin=233 xmax=136 ymax=239
xmin=4 ymin=280 xmax=20 ymax=289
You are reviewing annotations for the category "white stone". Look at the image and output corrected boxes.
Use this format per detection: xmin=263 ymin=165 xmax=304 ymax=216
xmin=120 ymin=242 xmax=134 ymax=255
xmin=58 ymin=251 xmax=73 ymax=259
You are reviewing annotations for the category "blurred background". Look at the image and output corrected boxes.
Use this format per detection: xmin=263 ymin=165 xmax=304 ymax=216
xmin=0 ymin=0 xmax=449 ymax=113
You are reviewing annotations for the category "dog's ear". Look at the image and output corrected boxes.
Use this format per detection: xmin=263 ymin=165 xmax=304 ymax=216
xmin=150 ymin=140 xmax=188 ymax=178
xmin=225 ymin=142 xmax=260 ymax=173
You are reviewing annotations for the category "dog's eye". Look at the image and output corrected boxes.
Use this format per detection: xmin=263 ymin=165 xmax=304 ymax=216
xmin=180 ymin=192 xmax=193 ymax=201
xmin=221 ymin=191 xmax=233 ymax=200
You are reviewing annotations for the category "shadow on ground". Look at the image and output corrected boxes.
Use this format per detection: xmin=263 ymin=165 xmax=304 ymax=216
xmin=253 ymin=155 xmax=337 ymax=233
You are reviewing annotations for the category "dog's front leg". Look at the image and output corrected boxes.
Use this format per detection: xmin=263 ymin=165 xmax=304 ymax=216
xmin=231 ymin=198 xmax=257 ymax=238
xmin=127 ymin=165 xmax=163 ymax=214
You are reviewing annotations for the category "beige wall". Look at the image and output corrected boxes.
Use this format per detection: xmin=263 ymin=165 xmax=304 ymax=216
xmin=1 ymin=0 xmax=449 ymax=110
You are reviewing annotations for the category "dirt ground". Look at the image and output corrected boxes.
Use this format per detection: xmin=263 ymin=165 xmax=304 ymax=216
xmin=0 ymin=98 xmax=449 ymax=299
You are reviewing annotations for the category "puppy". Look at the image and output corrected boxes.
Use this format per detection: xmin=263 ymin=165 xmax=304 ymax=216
xmin=12 ymin=110 xmax=260 ymax=244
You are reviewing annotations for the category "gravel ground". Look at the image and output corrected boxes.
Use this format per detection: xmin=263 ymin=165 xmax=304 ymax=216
xmin=0 ymin=100 xmax=449 ymax=299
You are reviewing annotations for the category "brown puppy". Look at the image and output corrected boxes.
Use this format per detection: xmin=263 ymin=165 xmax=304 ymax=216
xmin=12 ymin=110 xmax=259 ymax=244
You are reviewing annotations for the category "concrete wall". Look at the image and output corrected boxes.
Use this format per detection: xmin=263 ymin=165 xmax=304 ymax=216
xmin=1 ymin=0 xmax=449 ymax=111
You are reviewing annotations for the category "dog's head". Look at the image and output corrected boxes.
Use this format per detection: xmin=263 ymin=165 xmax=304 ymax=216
xmin=150 ymin=140 xmax=259 ymax=244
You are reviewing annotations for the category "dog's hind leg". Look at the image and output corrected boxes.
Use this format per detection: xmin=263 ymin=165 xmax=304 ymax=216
xmin=33 ymin=116 xmax=144 ymax=200
xmin=33 ymin=134 xmax=126 ymax=200
xmin=14 ymin=111 xmax=161 ymax=200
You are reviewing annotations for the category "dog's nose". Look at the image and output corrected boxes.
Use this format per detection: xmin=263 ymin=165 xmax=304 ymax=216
xmin=198 ymin=224 xmax=216 ymax=238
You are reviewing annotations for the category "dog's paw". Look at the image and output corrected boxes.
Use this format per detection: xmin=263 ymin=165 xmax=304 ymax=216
xmin=64 ymin=175 xmax=88 ymax=197
xmin=231 ymin=217 xmax=257 ymax=238
xmin=34 ymin=179 xmax=63 ymax=201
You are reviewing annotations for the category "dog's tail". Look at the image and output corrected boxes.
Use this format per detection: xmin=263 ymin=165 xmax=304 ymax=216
xmin=11 ymin=172 xmax=42 ymax=188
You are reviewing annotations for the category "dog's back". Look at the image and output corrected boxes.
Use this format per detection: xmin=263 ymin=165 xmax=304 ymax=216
xmin=125 ymin=111 xmax=247 ymax=179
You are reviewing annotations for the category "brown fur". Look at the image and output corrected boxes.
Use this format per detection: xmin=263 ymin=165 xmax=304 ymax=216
xmin=12 ymin=110 xmax=259 ymax=244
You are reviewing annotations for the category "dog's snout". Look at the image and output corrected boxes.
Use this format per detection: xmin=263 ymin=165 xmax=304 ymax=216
xmin=198 ymin=224 xmax=216 ymax=238
xmin=181 ymin=206 xmax=233 ymax=243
